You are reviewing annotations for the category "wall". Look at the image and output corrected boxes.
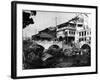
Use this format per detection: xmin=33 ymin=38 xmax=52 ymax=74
xmin=0 ymin=0 xmax=99 ymax=80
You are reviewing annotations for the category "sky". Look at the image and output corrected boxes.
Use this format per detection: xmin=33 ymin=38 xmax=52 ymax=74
xmin=23 ymin=11 xmax=90 ymax=38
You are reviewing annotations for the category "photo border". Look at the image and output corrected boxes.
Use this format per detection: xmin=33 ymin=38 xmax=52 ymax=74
xmin=11 ymin=1 xmax=98 ymax=79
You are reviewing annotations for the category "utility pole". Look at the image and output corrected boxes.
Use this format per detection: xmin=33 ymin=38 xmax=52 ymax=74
xmin=55 ymin=16 xmax=57 ymax=42
xmin=55 ymin=16 xmax=57 ymax=27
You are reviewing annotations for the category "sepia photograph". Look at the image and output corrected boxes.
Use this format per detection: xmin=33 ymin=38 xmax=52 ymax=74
xmin=11 ymin=1 xmax=97 ymax=79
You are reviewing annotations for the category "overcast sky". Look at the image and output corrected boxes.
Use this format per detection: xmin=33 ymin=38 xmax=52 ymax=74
xmin=23 ymin=11 xmax=90 ymax=38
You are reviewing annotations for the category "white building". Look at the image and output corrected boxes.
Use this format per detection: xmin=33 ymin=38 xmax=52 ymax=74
xmin=56 ymin=13 xmax=91 ymax=46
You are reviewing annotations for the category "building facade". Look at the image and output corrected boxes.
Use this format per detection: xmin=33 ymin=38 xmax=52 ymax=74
xmin=56 ymin=14 xmax=91 ymax=46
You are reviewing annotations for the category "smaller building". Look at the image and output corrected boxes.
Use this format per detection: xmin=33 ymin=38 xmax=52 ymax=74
xmin=57 ymin=21 xmax=76 ymax=43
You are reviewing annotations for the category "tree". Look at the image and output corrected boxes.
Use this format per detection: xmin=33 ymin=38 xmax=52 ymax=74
xmin=23 ymin=10 xmax=36 ymax=28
